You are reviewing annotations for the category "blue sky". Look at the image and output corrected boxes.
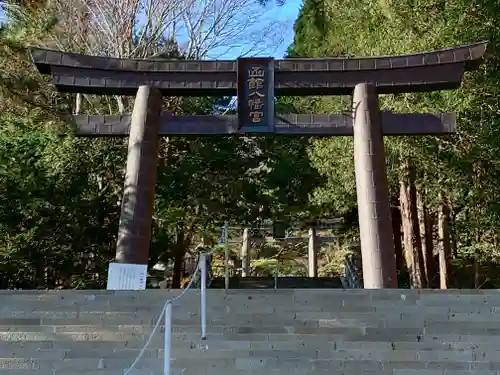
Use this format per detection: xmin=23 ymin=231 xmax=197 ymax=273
xmin=269 ymin=0 xmax=302 ymax=58
xmin=254 ymin=0 xmax=302 ymax=59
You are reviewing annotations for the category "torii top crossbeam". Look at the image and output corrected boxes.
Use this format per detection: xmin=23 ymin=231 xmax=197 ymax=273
xmin=30 ymin=42 xmax=487 ymax=96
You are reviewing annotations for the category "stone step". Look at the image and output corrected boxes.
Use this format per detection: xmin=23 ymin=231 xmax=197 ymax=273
xmin=0 ymin=338 xmax=494 ymax=358
xmin=14 ymin=309 xmax=500 ymax=321
xmin=1 ymin=328 xmax=499 ymax=344
xmin=3 ymin=303 xmax=494 ymax=314
xmin=2 ymin=289 xmax=499 ymax=304
xmin=0 ymin=370 xmax=391 ymax=375
xmin=2 ymin=307 xmax=497 ymax=317
xmin=209 ymin=276 xmax=343 ymax=289
xmin=3 ymin=311 xmax=494 ymax=327
xmin=4 ymin=357 xmax=500 ymax=374
xmin=3 ymin=337 xmax=500 ymax=357
xmin=0 ymin=313 xmax=396 ymax=326
xmin=3 ymin=371 xmax=498 ymax=375
xmin=2 ymin=323 xmax=499 ymax=339
xmin=4 ymin=345 xmax=479 ymax=360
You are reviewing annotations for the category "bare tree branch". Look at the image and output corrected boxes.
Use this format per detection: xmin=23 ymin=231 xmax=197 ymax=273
xmin=177 ymin=0 xmax=287 ymax=59
xmin=22 ymin=0 xmax=287 ymax=114
xmin=48 ymin=0 xmax=287 ymax=60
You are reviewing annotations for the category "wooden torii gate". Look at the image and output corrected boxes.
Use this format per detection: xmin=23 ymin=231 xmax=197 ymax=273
xmin=31 ymin=42 xmax=487 ymax=288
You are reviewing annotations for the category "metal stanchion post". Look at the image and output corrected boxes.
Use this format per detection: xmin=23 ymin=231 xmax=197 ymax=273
xmin=200 ymin=253 xmax=207 ymax=340
xmin=163 ymin=302 xmax=172 ymax=375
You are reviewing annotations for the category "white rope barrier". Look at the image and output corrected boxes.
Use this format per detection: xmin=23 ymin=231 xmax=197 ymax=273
xmin=122 ymin=253 xmax=208 ymax=375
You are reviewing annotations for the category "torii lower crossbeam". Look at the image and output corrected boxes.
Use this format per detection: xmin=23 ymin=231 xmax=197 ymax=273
xmin=69 ymin=85 xmax=455 ymax=288
xmin=71 ymin=112 xmax=455 ymax=136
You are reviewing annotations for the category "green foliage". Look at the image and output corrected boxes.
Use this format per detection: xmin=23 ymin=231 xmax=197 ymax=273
xmin=0 ymin=121 xmax=124 ymax=288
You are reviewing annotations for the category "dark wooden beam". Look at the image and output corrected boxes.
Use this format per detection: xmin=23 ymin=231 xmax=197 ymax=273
xmin=30 ymin=42 xmax=487 ymax=96
xmin=69 ymin=112 xmax=456 ymax=137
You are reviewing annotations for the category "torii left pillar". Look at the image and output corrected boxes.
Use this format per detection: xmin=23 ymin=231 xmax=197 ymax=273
xmin=115 ymin=86 xmax=162 ymax=265
xmin=353 ymin=83 xmax=397 ymax=288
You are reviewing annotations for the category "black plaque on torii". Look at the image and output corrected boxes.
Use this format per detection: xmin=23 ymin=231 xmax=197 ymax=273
xmin=237 ymin=57 xmax=275 ymax=133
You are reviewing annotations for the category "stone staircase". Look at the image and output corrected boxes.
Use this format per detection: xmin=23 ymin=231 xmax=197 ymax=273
xmin=1 ymin=289 xmax=499 ymax=375
xmin=209 ymin=276 xmax=344 ymax=289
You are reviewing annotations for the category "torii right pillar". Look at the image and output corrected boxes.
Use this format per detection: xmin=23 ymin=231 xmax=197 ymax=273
xmin=353 ymin=83 xmax=398 ymax=288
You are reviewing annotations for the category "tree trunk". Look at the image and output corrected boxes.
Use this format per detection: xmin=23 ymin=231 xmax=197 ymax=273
xmin=426 ymin=211 xmax=438 ymax=288
xmin=474 ymin=258 xmax=480 ymax=288
xmin=34 ymin=251 xmax=45 ymax=288
xmin=451 ymin=210 xmax=458 ymax=258
xmin=474 ymin=232 xmax=482 ymax=288
xmin=399 ymin=160 xmax=424 ymax=288
xmin=390 ymin=194 xmax=407 ymax=286
xmin=438 ymin=192 xmax=450 ymax=289
xmin=417 ymin=187 xmax=436 ymax=288
xmin=391 ymin=202 xmax=404 ymax=272
xmin=171 ymin=226 xmax=187 ymax=289
xmin=172 ymin=250 xmax=184 ymax=289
